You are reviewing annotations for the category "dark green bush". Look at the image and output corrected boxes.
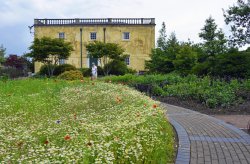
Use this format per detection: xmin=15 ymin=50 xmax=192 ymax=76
xmin=39 ymin=64 xmax=56 ymax=76
xmin=0 ymin=73 xmax=9 ymax=82
xmin=104 ymin=60 xmax=128 ymax=75
xmin=53 ymin=64 xmax=76 ymax=76
xmin=57 ymin=70 xmax=83 ymax=80
xmin=79 ymin=68 xmax=91 ymax=77
xmin=126 ymin=68 xmax=137 ymax=74
xmin=152 ymin=84 xmax=164 ymax=96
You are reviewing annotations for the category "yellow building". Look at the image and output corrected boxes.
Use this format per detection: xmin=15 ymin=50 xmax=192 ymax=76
xmin=33 ymin=18 xmax=155 ymax=73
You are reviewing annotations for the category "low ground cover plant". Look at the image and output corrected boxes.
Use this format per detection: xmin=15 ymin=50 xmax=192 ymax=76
xmin=0 ymin=79 xmax=174 ymax=163
xmin=101 ymin=74 xmax=250 ymax=108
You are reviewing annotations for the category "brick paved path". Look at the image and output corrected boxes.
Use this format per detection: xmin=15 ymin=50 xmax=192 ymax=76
xmin=162 ymin=103 xmax=250 ymax=164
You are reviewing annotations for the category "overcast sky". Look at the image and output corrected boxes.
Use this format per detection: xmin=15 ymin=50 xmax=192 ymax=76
xmin=0 ymin=0 xmax=237 ymax=55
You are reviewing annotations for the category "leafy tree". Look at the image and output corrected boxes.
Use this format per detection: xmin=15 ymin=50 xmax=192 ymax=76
xmin=4 ymin=55 xmax=27 ymax=70
xmin=213 ymin=47 xmax=250 ymax=78
xmin=27 ymin=37 xmax=73 ymax=76
xmin=86 ymin=41 xmax=126 ymax=75
xmin=165 ymin=32 xmax=180 ymax=60
xmin=146 ymin=32 xmax=180 ymax=74
xmin=145 ymin=48 xmax=174 ymax=73
xmin=199 ymin=16 xmax=228 ymax=57
xmin=195 ymin=17 xmax=228 ymax=76
xmin=173 ymin=42 xmax=198 ymax=75
xmin=157 ymin=22 xmax=167 ymax=50
xmin=0 ymin=44 xmax=6 ymax=64
xmin=224 ymin=0 xmax=250 ymax=47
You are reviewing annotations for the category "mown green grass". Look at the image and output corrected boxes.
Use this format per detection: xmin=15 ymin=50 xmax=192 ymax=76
xmin=0 ymin=79 xmax=175 ymax=163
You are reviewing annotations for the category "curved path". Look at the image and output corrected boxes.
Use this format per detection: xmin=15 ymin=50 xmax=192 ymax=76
xmin=162 ymin=103 xmax=250 ymax=164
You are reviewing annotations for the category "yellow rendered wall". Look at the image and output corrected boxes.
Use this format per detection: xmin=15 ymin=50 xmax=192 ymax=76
xmin=34 ymin=25 xmax=155 ymax=72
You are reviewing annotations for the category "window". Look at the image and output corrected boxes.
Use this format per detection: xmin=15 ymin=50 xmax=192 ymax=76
xmin=90 ymin=32 xmax=97 ymax=40
xmin=125 ymin=56 xmax=130 ymax=65
xmin=59 ymin=59 xmax=65 ymax=65
xmin=59 ymin=32 xmax=65 ymax=39
xmin=123 ymin=32 xmax=130 ymax=40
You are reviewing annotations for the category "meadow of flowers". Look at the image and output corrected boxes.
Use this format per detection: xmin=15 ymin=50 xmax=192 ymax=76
xmin=0 ymin=79 xmax=175 ymax=163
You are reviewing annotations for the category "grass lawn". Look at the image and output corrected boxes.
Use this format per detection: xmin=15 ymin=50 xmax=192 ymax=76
xmin=0 ymin=79 xmax=175 ymax=163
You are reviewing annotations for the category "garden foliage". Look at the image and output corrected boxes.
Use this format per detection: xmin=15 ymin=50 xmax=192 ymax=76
xmin=102 ymin=73 xmax=250 ymax=108
xmin=57 ymin=70 xmax=83 ymax=80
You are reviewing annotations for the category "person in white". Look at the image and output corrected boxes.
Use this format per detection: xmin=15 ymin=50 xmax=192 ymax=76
xmin=91 ymin=63 xmax=97 ymax=80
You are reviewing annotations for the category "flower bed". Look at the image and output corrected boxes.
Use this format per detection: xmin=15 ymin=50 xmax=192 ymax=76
xmin=0 ymin=79 xmax=174 ymax=163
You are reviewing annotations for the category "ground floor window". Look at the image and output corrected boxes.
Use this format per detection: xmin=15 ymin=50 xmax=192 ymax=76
xmin=125 ymin=56 xmax=130 ymax=65
xmin=59 ymin=59 xmax=65 ymax=65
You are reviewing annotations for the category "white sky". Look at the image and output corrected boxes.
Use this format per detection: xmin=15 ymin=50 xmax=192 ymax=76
xmin=0 ymin=0 xmax=237 ymax=55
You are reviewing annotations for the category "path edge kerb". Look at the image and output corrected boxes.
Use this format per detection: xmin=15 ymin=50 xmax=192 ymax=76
xmin=163 ymin=103 xmax=191 ymax=164
xmin=168 ymin=117 xmax=190 ymax=164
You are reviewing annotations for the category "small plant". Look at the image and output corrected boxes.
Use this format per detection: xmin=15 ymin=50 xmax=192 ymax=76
xmin=0 ymin=74 xmax=8 ymax=82
xmin=39 ymin=64 xmax=56 ymax=76
xmin=57 ymin=70 xmax=83 ymax=80
xmin=53 ymin=64 xmax=76 ymax=76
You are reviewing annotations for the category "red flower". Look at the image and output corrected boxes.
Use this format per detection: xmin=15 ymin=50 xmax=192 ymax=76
xmin=153 ymin=104 xmax=157 ymax=108
xmin=44 ymin=140 xmax=49 ymax=144
xmin=116 ymin=97 xmax=122 ymax=103
xmin=64 ymin=135 xmax=71 ymax=140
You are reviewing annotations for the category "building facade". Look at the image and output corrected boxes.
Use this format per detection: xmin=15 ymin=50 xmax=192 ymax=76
xmin=33 ymin=18 xmax=155 ymax=73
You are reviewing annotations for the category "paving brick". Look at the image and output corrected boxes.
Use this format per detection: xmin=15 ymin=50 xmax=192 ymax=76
xmin=164 ymin=103 xmax=250 ymax=164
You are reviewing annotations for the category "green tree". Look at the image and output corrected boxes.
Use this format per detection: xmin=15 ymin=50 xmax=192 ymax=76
xmin=213 ymin=47 xmax=250 ymax=78
xmin=224 ymin=0 xmax=250 ymax=47
xmin=27 ymin=37 xmax=73 ymax=76
xmin=165 ymin=32 xmax=180 ymax=60
xmin=146 ymin=32 xmax=180 ymax=74
xmin=85 ymin=41 xmax=126 ymax=75
xmin=145 ymin=48 xmax=174 ymax=73
xmin=199 ymin=16 xmax=228 ymax=57
xmin=157 ymin=22 xmax=167 ymax=50
xmin=173 ymin=42 xmax=198 ymax=75
xmin=0 ymin=44 xmax=6 ymax=64
xmin=195 ymin=17 xmax=228 ymax=76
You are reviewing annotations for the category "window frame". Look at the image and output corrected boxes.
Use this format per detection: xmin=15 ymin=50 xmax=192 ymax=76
xmin=58 ymin=32 xmax=65 ymax=39
xmin=59 ymin=59 xmax=65 ymax=65
xmin=122 ymin=32 xmax=130 ymax=40
xmin=125 ymin=56 xmax=130 ymax=65
xmin=90 ymin=32 xmax=97 ymax=40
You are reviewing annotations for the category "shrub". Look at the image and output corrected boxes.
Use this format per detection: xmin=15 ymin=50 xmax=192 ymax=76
xmin=0 ymin=73 xmax=8 ymax=82
xmin=53 ymin=64 xmax=76 ymax=76
xmin=57 ymin=70 xmax=83 ymax=80
xmin=152 ymin=84 xmax=164 ymax=96
xmin=126 ymin=68 xmax=137 ymax=74
xmin=39 ymin=64 xmax=56 ymax=76
xmin=104 ymin=60 xmax=128 ymax=75
xmin=79 ymin=68 xmax=91 ymax=77
xmin=206 ymin=98 xmax=217 ymax=108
